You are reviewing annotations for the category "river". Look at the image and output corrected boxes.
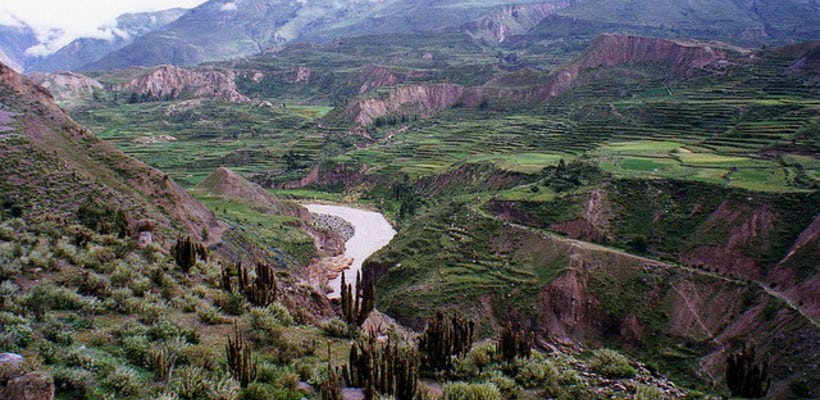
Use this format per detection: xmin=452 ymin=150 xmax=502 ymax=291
xmin=304 ymin=204 xmax=396 ymax=297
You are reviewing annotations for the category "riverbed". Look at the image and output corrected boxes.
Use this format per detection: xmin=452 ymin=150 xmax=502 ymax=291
xmin=304 ymin=204 xmax=396 ymax=297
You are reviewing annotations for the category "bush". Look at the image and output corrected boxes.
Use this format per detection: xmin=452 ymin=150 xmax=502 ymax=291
xmin=515 ymin=357 xmax=559 ymax=389
xmin=103 ymin=366 xmax=142 ymax=398
xmin=320 ymin=318 xmax=352 ymax=338
xmin=1 ymin=321 xmax=33 ymax=350
xmin=52 ymin=366 xmax=95 ymax=399
xmin=196 ymin=303 xmax=226 ymax=325
xmin=635 ymin=384 xmax=663 ymax=400
xmin=267 ymin=302 xmax=294 ymax=326
xmin=169 ymin=366 xmax=210 ymax=400
xmin=589 ymin=348 xmax=636 ymax=378
xmin=443 ymin=382 xmax=502 ymax=400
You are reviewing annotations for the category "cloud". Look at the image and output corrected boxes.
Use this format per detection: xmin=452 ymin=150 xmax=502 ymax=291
xmin=0 ymin=0 xmax=207 ymax=57
xmin=220 ymin=2 xmax=238 ymax=12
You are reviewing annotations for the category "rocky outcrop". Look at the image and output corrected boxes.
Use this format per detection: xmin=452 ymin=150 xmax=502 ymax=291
xmin=531 ymin=33 xmax=745 ymax=101
xmin=28 ymin=72 xmax=103 ymax=107
xmin=357 ymin=66 xmax=400 ymax=95
xmin=0 ymin=353 xmax=54 ymax=400
xmin=119 ymin=65 xmax=249 ymax=102
xmin=465 ymin=2 xmax=569 ymax=44
xmin=345 ymin=83 xmax=465 ymax=127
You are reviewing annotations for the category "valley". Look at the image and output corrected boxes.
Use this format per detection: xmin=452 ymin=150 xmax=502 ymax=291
xmin=0 ymin=1 xmax=818 ymax=399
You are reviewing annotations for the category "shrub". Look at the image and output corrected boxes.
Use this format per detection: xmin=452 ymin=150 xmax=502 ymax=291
xmin=103 ymin=366 xmax=142 ymax=398
xmin=589 ymin=348 xmax=636 ymax=378
xmin=196 ymin=303 xmax=226 ymax=325
xmin=635 ymin=384 xmax=663 ymax=400
xmin=320 ymin=318 xmax=352 ymax=338
xmin=442 ymin=382 xmax=502 ymax=400
xmin=169 ymin=366 xmax=210 ymax=400
xmin=52 ymin=366 xmax=95 ymax=398
xmin=515 ymin=357 xmax=559 ymax=389
xmin=267 ymin=302 xmax=294 ymax=326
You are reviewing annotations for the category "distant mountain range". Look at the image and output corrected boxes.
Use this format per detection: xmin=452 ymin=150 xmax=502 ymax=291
xmin=2 ymin=0 xmax=819 ymax=73
xmin=0 ymin=8 xmax=187 ymax=72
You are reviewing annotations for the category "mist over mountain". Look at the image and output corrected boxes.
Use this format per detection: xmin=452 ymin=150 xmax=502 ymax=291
xmin=0 ymin=8 xmax=188 ymax=73
xmin=81 ymin=0 xmax=820 ymax=71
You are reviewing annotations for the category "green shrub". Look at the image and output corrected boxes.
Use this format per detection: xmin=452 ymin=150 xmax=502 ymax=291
xmin=241 ymin=382 xmax=274 ymax=400
xmin=38 ymin=340 xmax=62 ymax=364
xmin=442 ymin=382 xmax=502 ymax=400
xmin=43 ymin=320 xmax=74 ymax=345
xmin=103 ymin=366 xmax=142 ymax=398
xmin=196 ymin=303 xmax=226 ymax=325
xmin=218 ymin=291 xmax=248 ymax=316
xmin=169 ymin=366 xmax=210 ymax=400
xmin=589 ymin=348 xmax=636 ymax=378
xmin=484 ymin=371 xmax=518 ymax=399
xmin=515 ymin=357 xmax=559 ymax=389
xmin=320 ymin=318 xmax=352 ymax=338
xmin=52 ymin=366 xmax=95 ymax=398
xmin=267 ymin=302 xmax=294 ymax=326
xmin=635 ymin=384 xmax=663 ymax=400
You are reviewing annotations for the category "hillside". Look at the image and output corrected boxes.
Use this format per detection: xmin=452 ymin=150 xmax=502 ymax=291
xmin=0 ymin=62 xmax=223 ymax=244
xmin=79 ymin=0 xmax=820 ymax=71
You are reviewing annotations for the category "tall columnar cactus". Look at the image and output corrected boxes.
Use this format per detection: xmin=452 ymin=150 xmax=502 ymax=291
xmin=340 ymin=271 xmax=376 ymax=325
xmin=237 ymin=262 xmax=277 ymax=307
xmin=321 ymin=342 xmax=343 ymax=400
xmin=418 ymin=311 xmax=475 ymax=373
xmin=346 ymin=331 xmax=418 ymax=400
xmin=226 ymin=322 xmax=257 ymax=388
xmin=496 ymin=321 xmax=533 ymax=362
xmin=172 ymin=236 xmax=197 ymax=272
xmin=726 ymin=342 xmax=770 ymax=398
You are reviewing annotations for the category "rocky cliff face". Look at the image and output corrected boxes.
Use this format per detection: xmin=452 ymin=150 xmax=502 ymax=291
xmin=29 ymin=72 xmax=103 ymax=107
xmin=345 ymin=83 xmax=465 ymax=127
xmin=118 ymin=65 xmax=249 ymax=102
xmin=532 ymin=33 xmax=744 ymax=101
xmin=465 ymin=1 xmax=570 ymax=44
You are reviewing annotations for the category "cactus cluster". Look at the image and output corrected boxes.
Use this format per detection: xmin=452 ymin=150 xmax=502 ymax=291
xmin=226 ymin=322 xmax=257 ymax=388
xmin=171 ymin=236 xmax=208 ymax=272
xmin=343 ymin=331 xmax=419 ymax=400
xmin=726 ymin=342 xmax=770 ymax=398
xmin=418 ymin=311 xmax=475 ymax=373
xmin=496 ymin=321 xmax=533 ymax=362
xmin=221 ymin=261 xmax=278 ymax=307
xmin=340 ymin=271 xmax=375 ymax=325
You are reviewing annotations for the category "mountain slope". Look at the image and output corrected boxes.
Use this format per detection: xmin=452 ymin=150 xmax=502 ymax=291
xmin=0 ymin=61 xmax=222 ymax=243
xmin=24 ymin=8 xmax=188 ymax=73
xmin=82 ymin=0 xmax=819 ymax=71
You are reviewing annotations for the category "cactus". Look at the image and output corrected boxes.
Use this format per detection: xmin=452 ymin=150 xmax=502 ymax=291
xmin=346 ymin=331 xmax=418 ymax=400
xmin=418 ymin=311 xmax=475 ymax=373
xmin=147 ymin=347 xmax=176 ymax=382
xmin=726 ymin=342 xmax=770 ymax=398
xmin=226 ymin=321 xmax=257 ymax=388
xmin=171 ymin=236 xmax=206 ymax=272
xmin=236 ymin=262 xmax=277 ymax=307
xmin=340 ymin=271 xmax=375 ymax=325
xmin=496 ymin=321 xmax=533 ymax=362
xmin=321 ymin=342 xmax=344 ymax=400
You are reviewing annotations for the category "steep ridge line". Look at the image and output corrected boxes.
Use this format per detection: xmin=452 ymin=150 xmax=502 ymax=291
xmin=469 ymin=197 xmax=820 ymax=329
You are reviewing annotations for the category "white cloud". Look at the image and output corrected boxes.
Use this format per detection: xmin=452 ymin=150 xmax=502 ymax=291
xmin=0 ymin=0 xmax=208 ymax=57
xmin=220 ymin=2 xmax=238 ymax=12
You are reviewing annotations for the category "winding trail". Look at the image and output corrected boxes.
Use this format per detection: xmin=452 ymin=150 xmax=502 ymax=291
xmin=305 ymin=204 xmax=396 ymax=298
xmin=470 ymin=199 xmax=819 ymax=328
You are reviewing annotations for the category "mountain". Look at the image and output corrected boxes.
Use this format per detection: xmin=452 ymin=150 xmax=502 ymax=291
xmin=0 ymin=24 xmax=37 ymax=72
xmin=0 ymin=61 xmax=222 ymax=243
xmin=24 ymin=8 xmax=188 ymax=73
xmin=81 ymin=0 xmax=819 ymax=71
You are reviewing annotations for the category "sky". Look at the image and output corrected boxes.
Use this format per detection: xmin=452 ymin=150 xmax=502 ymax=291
xmin=0 ymin=0 xmax=208 ymax=56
